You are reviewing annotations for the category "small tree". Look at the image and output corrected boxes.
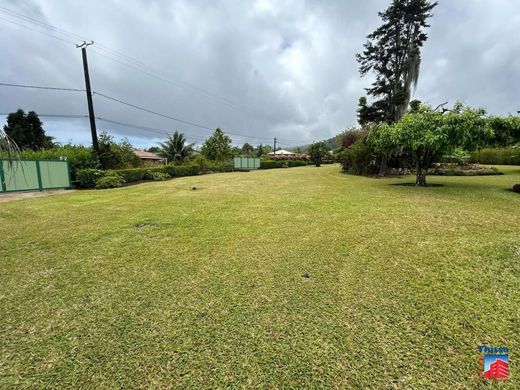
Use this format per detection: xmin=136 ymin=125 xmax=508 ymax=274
xmin=255 ymin=144 xmax=265 ymax=157
xmin=201 ymin=128 xmax=232 ymax=161
xmin=98 ymin=132 xmax=141 ymax=169
xmin=307 ymin=141 xmax=329 ymax=167
xmin=241 ymin=143 xmax=254 ymax=155
xmin=158 ymin=131 xmax=194 ymax=163
xmin=3 ymin=109 xmax=54 ymax=150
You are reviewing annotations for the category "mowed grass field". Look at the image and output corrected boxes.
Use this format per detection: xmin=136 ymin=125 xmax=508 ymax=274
xmin=1 ymin=164 xmax=519 ymax=388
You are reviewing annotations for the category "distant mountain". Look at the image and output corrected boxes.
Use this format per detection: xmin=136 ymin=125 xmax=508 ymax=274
xmin=290 ymin=135 xmax=339 ymax=152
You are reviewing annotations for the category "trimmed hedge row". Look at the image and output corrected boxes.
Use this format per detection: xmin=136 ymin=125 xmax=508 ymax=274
xmin=76 ymin=161 xmax=234 ymax=188
xmin=469 ymin=147 xmax=520 ymax=165
xmin=259 ymin=160 xmax=312 ymax=169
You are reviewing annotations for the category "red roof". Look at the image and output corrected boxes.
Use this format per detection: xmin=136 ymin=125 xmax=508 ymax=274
xmin=133 ymin=150 xmax=162 ymax=160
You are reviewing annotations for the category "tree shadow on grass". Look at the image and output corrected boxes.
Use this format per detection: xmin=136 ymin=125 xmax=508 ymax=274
xmin=390 ymin=183 xmax=444 ymax=187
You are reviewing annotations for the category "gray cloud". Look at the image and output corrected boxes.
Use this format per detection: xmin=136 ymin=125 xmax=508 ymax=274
xmin=0 ymin=0 xmax=519 ymax=148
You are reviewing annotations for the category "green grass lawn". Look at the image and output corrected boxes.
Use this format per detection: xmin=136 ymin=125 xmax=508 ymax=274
xmin=1 ymin=164 xmax=519 ymax=388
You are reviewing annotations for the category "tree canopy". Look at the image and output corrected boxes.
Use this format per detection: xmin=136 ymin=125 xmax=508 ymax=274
xmin=3 ymin=109 xmax=54 ymax=151
xmin=368 ymin=104 xmax=491 ymax=186
xmin=98 ymin=132 xmax=141 ymax=170
xmin=307 ymin=141 xmax=329 ymax=167
xmin=158 ymin=131 xmax=194 ymax=163
xmin=201 ymin=128 xmax=232 ymax=161
xmin=241 ymin=143 xmax=254 ymax=155
xmin=357 ymin=0 xmax=437 ymax=125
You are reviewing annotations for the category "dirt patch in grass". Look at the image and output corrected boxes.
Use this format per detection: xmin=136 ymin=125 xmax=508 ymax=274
xmin=0 ymin=189 xmax=74 ymax=203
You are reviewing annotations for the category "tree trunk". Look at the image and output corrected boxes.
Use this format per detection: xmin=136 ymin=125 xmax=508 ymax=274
xmin=379 ymin=154 xmax=388 ymax=176
xmin=415 ymin=165 xmax=427 ymax=187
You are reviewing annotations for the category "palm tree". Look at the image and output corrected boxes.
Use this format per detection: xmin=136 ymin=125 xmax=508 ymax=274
xmin=158 ymin=131 xmax=194 ymax=163
xmin=0 ymin=128 xmax=20 ymax=166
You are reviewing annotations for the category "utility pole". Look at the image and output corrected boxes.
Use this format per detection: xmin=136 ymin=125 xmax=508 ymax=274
xmin=77 ymin=41 xmax=99 ymax=155
xmin=273 ymin=137 xmax=277 ymax=155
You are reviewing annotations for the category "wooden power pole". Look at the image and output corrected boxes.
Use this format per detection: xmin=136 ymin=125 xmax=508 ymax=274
xmin=77 ymin=41 xmax=99 ymax=155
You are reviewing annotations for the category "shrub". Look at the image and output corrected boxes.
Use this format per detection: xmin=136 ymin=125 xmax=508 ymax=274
xmin=116 ymin=168 xmax=147 ymax=182
xmin=513 ymin=184 xmax=520 ymax=193
xmin=429 ymin=164 xmax=502 ymax=176
xmin=167 ymin=164 xmax=200 ymax=177
xmin=260 ymin=160 xmax=309 ymax=169
xmin=95 ymin=172 xmax=125 ymax=189
xmin=440 ymin=148 xmax=470 ymax=164
xmin=76 ymin=168 xmax=105 ymax=188
xmin=145 ymin=170 xmax=170 ymax=181
xmin=338 ymin=139 xmax=379 ymax=175
xmin=469 ymin=147 xmax=520 ymax=165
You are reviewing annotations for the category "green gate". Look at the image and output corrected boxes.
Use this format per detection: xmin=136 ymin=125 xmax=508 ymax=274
xmin=0 ymin=159 xmax=72 ymax=193
xmin=233 ymin=157 xmax=261 ymax=170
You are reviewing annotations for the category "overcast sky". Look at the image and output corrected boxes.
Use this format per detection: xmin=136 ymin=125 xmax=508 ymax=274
xmin=1 ymin=0 xmax=519 ymax=149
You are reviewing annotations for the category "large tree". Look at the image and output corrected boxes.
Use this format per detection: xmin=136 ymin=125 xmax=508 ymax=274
xmin=3 ymin=109 xmax=54 ymax=150
xmin=357 ymin=0 xmax=437 ymax=125
xmin=201 ymin=128 xmax=232 ymax=161
xmin=158 ymin=131 xmax=194 ymax=163
xmin=368 ymin=104 xmax=491 ymax=186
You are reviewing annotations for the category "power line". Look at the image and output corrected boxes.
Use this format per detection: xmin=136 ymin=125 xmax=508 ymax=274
xmin=0 ymin=81 xmax=301 ymax=144
xmin=92 ymin=91 xmax=215 ymax=131
xmin=0 ymin=15 xmax=76 ymax=46
xmin=92 ymin=91 xmax=287 ymax=142
xmin=0 ymin=113 xmax=87 ymax=119
xmin=0 ymin=6 xmax=282 ymax=121
xmin=0 ymin=82 xmax=85 ymax=92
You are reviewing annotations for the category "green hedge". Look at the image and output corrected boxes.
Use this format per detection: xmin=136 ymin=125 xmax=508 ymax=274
xmin=77 ymin=160 xmax=234 ymax=188
xmin=260 ymin=160 xmax=311 ymax=169
xmin=469 ymin=147 xmax=520 ymax=165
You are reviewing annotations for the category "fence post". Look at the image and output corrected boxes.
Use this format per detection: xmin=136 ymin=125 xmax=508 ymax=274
xmin=35 ymin=160 xmax=43 ymax=191
xmin=67 ymin=161 xmax=72 ymax=188
xmin=0 ymin=160 xmax=6 ymax=192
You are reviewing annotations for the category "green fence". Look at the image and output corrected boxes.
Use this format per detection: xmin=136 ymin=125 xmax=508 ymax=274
xmin=0 ymin=159 xmax=72 ymax=193
xmin=233 ymin=157 xmax=261 ymax=170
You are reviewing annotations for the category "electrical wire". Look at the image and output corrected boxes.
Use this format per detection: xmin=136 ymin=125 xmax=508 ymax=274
xmin=0 ymin=82 xmax=85 ymax=92
xmin=0 ymin=6 xmax=283 ymax=122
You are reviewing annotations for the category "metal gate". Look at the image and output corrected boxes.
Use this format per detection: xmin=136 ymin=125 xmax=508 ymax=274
xmin=0 ymin=159 xmax=72 ymax=193
xmin=233 ymin=157 xmax=261 ymax=170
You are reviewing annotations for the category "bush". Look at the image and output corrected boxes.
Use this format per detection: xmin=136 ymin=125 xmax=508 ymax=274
xmin=338 ymin=139 xmax=379 ymax=175
xmin=429 ymin=164 xmax=502 ymax=176
xmin=145 ymin=171 xmax=170 ymax=181
xmin=116 ymin=168 xmax=148 ymax=182
xmin=440 ymin=148 xmax=470 ymax=164
xmin=166 ymin=164 xmax=199 ymax=177
xmin=470 ymin=147 xmax=520 ymax=165
xmin=76 ymin=168 xmax=105 ymax=188
xmin=260 ymin=160 xmax=310 ymax=169
xmin=513 ymin=184 xmax=520 ymax=193
xmin=95 ymin=172 xmax=125 ymax=189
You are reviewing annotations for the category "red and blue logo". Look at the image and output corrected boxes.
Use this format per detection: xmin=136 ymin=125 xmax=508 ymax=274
xmin=478 ymin=346 xmax=509 ymax=380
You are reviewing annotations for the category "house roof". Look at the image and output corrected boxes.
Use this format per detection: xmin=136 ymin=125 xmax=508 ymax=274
xmin=268 ymin=149 xmax=295 ymax=155
xmin=133 ymin=150 xmax=163 ymax=160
